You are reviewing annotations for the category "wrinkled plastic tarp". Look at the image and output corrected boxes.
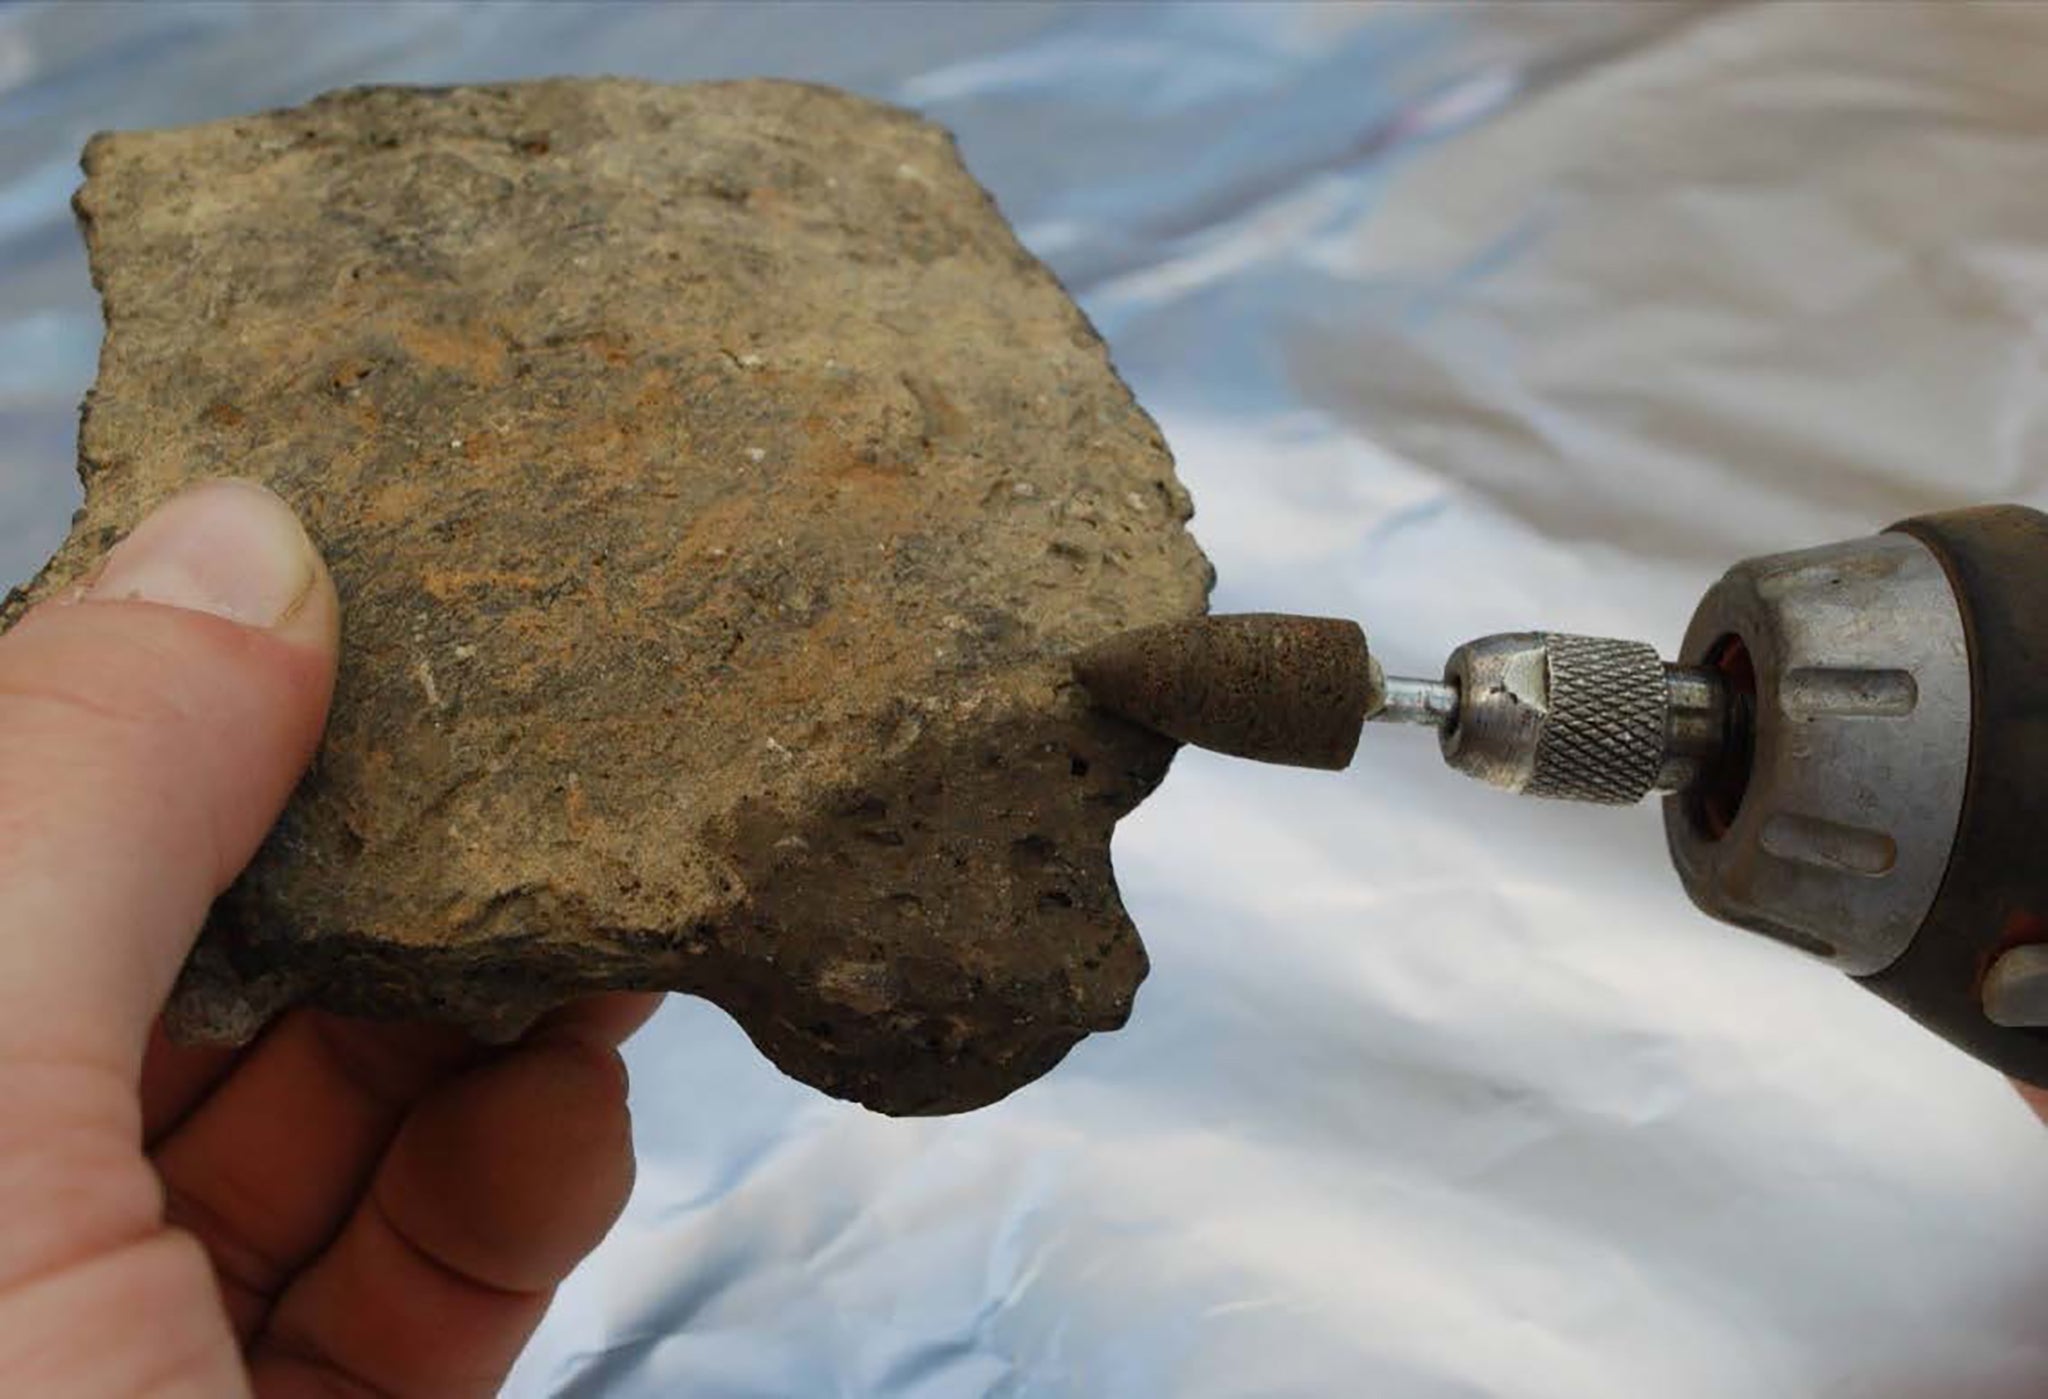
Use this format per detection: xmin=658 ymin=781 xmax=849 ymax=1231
xmin=5 ymin=4 xmax=2048 ymax=1395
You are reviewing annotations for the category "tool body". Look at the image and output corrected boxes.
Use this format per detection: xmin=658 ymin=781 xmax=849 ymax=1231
xmin=1075 ymin=506 xmax=2048 ymax=1086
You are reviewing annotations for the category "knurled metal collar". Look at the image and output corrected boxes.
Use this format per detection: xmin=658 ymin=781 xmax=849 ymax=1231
xmin=1439 ymin=632 xmax=1668 ymax=805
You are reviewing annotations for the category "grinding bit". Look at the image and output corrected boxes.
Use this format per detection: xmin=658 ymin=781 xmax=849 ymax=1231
xmin=1073 ymin=613 xmax=1378 ymax=770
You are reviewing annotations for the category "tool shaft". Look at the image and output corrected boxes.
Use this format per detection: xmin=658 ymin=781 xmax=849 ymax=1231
xmin=1372 ymin=675 xmax=1459 ymax=728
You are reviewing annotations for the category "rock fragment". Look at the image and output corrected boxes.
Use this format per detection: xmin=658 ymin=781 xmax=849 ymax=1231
xmin=1 ymin=79 xmax=1213 ymax=1114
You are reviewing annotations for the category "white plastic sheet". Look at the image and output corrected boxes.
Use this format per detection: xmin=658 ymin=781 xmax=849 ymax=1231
xmin=5 ymin=4 xmax=2048 ymax=1395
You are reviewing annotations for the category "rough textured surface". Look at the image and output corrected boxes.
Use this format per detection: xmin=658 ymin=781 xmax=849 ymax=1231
xmin=1075 ymin=614 xmax=1372 ymax=771
xmin=1 ymin=79 xmax=1212 ymax=1115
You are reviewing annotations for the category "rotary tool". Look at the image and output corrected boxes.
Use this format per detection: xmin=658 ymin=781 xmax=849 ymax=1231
xmin=1075 ymin=505 xmax=2048 ymax=1086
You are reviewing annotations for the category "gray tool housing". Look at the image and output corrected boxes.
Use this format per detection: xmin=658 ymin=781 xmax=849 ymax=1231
xmin=1660 ymin=531 xmax=1972 ymax=977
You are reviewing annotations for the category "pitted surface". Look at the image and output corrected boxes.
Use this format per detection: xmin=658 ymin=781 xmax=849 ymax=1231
xmin=1 ymin=78 xmax=1214 ymax=1114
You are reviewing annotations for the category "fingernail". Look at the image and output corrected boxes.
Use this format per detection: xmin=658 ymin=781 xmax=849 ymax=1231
xmin=86 ymin=480 xmax=320 ymax=629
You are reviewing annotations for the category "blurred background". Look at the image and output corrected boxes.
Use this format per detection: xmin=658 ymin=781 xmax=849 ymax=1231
xmin=8 ymin=3 xmax=2048 ymax=1395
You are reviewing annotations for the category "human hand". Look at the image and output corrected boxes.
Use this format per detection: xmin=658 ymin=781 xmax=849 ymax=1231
xmin=0 ymin=480 xmax=652 ymax=1396
xmin=2017 ymin=1084 xmax=2048 ymax=1125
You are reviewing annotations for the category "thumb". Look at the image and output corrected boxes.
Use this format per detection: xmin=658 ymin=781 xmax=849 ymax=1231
xmin=0 ymin=478 xmax=340 ymax=1076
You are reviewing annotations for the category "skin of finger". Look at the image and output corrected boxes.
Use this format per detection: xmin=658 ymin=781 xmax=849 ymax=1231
xmin=248 ymin=1037 xmax=634 ymax=1396
xmin=248 ymin=1211 xmax=553 ymax=1399
xmin=379 ymin=1036 xmax=637 ymax=1292
xmin=2015 ymin=1082 xmax=2048 ymax=1123
xmin=147 ymin=992 xmax=654 ymax=1330
xmin=0 ymin=1228 xmax=247 ymax=1398
xmin=142 ymin=1024 xmax=239 ymax=1145
xmin=535 ymin=991 xmax=664 ymax=1047
xmin=147 ymin=992 xmax=661 ymax=1150
xmin=154 ymin=1013 xmax=478 ymax=1340
xmin=0 ymin=590 xmax=337 ymax=1077
xmin=150 ymin=993 xmax=654 ymax=1340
